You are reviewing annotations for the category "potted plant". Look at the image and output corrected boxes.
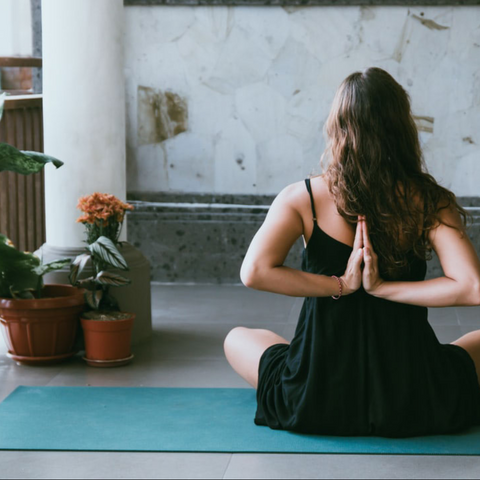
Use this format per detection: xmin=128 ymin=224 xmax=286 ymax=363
xmin=0 ymin=92 xmax=85 ymax=365
xmin=69 ymin=192 xmax=136 ymax=367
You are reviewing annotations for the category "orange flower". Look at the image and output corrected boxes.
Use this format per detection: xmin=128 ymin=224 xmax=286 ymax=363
xmin=76 ymin=192 xmax=134 ymax=225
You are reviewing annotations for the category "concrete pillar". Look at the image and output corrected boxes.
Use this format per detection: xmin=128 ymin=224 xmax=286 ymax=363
xmin=38 ymin=0 xmax=152 ymax=346
xmin=42 ymin=0 xmax=126 ymax=246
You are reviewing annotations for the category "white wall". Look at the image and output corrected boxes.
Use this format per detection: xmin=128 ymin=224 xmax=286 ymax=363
xmin=124 ymin=5 xmax=480 ymax=196
xmin=0 ymin=0 xmax=32 ymax=56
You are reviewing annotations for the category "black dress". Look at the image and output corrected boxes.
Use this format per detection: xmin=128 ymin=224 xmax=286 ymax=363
xmin=254 ymin=178 xmax=480 ymax=438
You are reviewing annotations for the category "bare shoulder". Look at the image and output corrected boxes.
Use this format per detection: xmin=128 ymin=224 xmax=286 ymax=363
xmin=273 ymin=179 xmax=309 ymax=208
xmin=428 ymin=197 xmax=466 ymax=244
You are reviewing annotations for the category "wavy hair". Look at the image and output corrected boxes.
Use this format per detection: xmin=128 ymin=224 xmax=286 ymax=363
xmin=319 ymin=67 xmax=471 ymax=280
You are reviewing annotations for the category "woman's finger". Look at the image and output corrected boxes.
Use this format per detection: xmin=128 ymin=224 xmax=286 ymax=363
xmin=353 ymin=216 xmax=363 ymax=251
xmin=362 ymin=218 xmax=373 ymax=252
xmin=355 ymin=247 xmax=364 ymax=266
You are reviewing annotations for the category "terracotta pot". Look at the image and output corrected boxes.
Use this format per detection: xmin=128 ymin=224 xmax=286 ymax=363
xmin=81 ymin=313 xmax=135 ymax=367
xmin=0 ymin=284 xmax=85 ymax=365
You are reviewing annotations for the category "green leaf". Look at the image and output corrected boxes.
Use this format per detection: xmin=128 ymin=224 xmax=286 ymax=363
xmin=10 ymin=287 xmax=36 ymax=300
xmin=32 ymin=258 xmax=71 ymax=276
xmin=76 ymin=277 xmax=96 ymax=290
xmin=85 ymin=289 xmax=102 ymax=310
xmin=95 ymin=271 xmax=131 ymax=287
xmin=0 ymin=92 xmax=5 ymax=122
xmin=0 ymin=234 xmax=14 ymax=247
xmin=0 ymin=242 xmax=41 ymax=298
xmin=89 ymin=236 xmax=128 ymax=270
xmin=0 ymin=143 xmax=64 ymax=174
xmin=69 ymin=253 xmax=91 ymax=285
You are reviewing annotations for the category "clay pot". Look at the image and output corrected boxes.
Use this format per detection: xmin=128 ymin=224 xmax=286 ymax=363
xmin=81 ymin=312 xmax=135 ymax=367
xmin=0 ymin=284 xmax=85 ymax=365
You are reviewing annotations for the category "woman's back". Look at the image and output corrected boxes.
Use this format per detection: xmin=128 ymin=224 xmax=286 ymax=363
xmin=292 ymin=175 xmax=425 ymax=259
xmin=253 ymin=177 xmax=480 ymax=437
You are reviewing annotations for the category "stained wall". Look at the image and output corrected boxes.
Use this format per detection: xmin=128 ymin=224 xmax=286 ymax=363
xmin=124 ymin=5 xmax=480 ymax=197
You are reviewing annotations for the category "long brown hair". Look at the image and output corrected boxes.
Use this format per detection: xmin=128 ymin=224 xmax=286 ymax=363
xmin=320 ymin=67 xmax=471 ymax=279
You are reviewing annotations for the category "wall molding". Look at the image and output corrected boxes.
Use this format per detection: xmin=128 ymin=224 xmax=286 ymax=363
xmin=125 ymin=0 xmax=480 ymax=6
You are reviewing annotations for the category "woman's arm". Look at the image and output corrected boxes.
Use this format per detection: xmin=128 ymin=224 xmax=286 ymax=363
xmin=371 ymin=277 xmax=480 ymax=307
xmin=240 ymin=182 xmax=363 ymax=297
xmin=366 ymin=203 xmax=480 ymax=307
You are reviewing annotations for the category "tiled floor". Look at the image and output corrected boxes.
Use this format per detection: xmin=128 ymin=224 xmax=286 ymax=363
xmin=1 ymin=284 xmax=480 ymax=479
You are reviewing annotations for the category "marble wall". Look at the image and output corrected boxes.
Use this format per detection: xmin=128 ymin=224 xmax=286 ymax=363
xmin=124 ymin=5 xmax=480 ymax=196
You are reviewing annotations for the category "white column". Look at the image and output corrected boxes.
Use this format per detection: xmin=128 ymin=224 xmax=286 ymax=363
xmin=0 ymin=0 xmax=32 ymax=56
xmin=42 ymin=0 xmax=126 ymax=248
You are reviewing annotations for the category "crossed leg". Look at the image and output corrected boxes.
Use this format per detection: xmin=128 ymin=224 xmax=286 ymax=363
xmin=225 ymin=327 xmax=480 ymax=390
xmin=451 ymin=330 xmax=480 ymax=388
xmin=223 ymin=327 xmax=290 ymax=389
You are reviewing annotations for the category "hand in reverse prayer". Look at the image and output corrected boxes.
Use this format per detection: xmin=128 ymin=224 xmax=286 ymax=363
xmin=340 ymin=216 xmax=384 ymax=296
xmin=339 ymin=216 xmax=365 ymax=295
xmin=360 ymin=215 xmax=384 ymax=295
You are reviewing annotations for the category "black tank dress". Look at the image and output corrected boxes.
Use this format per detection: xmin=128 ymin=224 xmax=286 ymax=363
xmin=254 ymin=178 xmax=480 ymax=438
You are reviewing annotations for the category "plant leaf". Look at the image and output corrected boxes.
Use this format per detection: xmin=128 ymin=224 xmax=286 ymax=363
xmin=76 ymin=277 xmax=96 ymax=290
xmin=89 ymin=236 xmax=128 ymax=270
xmin=0 ymin=92 xmax=5 ymax=122
xmin=0 ymin=242 xmax=41 ymax=298
xmin=0 ymin=234 xmax=14 ymax=247
xmin=32 ymin=258 xmax=71 ymax=276
xmin=0 ymin=143 xmax=64 ymax=174
xmin=95 ymin=270 xmax=131 ymax=287
xmin=84 ymin=289 xmax=102 ymax=310
xmin=69 ymin=253 xmax=91 ymax=285
xmin=10 ymin=286 xmax=36 ymax=299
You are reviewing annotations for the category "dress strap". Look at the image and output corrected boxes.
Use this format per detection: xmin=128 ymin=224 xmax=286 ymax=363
xmin=304 ymin=178 xmax=317 ymax=222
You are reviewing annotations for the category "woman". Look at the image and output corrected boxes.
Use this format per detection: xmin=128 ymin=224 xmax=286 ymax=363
xmin=223 ymin=67 xmax=480 ymax=438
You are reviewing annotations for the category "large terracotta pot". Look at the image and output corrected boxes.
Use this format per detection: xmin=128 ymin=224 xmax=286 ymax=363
xmin=0 ymin=284 xmax=85 ymax=365
xmin=81 ymin=312 xmax=135 ymax=368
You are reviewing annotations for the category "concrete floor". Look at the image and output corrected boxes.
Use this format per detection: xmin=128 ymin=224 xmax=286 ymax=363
xmin=1 ymin=284 xmax=480 ymax=479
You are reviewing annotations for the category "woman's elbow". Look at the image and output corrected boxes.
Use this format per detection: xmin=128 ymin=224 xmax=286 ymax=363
xmin=458 ymin=280 xmax=480 ymax=306
xmin=468 ymin=281 xmax=480 ymax=306
xmin=240 ymin=261 xmax=262 ymax=289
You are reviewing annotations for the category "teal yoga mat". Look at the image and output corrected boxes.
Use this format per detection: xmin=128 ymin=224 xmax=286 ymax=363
xmin=1 ymin=386 xmax=480 ymax=454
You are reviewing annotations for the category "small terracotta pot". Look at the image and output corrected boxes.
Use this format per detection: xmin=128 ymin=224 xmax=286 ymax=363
xmin=81 ymin=313 xmax=135 ymax=367
xmin=0 ymin=284 xmax=85 ymax=365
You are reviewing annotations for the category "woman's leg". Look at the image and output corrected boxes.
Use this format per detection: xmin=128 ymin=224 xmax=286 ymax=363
xmin=224 ymin=327 xmax=290 ymax=389
xmin=451 ymin=330 xmax=480 ymax=388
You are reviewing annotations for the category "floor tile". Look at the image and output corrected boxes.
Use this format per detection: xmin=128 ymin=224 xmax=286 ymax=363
xmin=151 ymin=284 xmax=295 ymax=324
xmin=460 ymin=325 xmax=480 ymax=336
xmin=456 ymin=306 xmax=480 ymax=326
xmin=224 ymin=453 xmax=480 ymax=479
xmin=428 ymin=307 xmax=459 ymax=326
xmin=0 ymin=451 xmax=232 ymax=479
xmin=0 ymin=359 xmax=64 ymax=389
xmin=0 ymin=382 xmax=26 ymax=402
xmin=431 ymin=325 xmax=463 ymax=344
xmin=47 ymin=358 xmax=251 ymax=389
xmin=145 ymin=321 xmax=287 ymax=361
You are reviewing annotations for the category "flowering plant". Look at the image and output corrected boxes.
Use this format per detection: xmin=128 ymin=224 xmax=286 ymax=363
xmin=69 ymin=193 xmax=134 ymax=312
xmin=76 ymin=192 xmax=134 ymax=245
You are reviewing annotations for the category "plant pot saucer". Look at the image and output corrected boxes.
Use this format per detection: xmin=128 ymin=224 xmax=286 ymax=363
xmin=6 ymin=350 xmax=79 ymax=366
xmin=82 ymin=353 xmax=134 ymax=368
